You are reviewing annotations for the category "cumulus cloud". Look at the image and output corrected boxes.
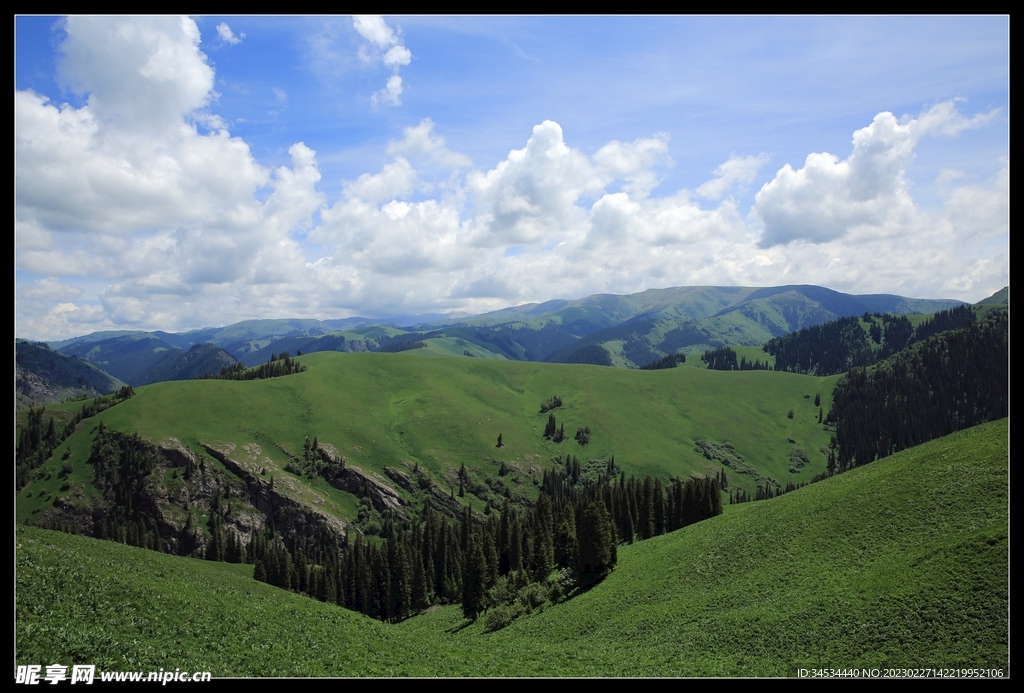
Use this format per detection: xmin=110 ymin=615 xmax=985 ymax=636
xmin=306 ymin=106 xmax=1004 ymax=319
xmin=372 ymin=74 xmax=404 ymax=108
xmin=592 ymin=134 xmax=671 ymax=199
xmin=387 ymin=118 xmax=472 ymax=169
xmin=465 ymin=120 xmax=604 ymax=247
xmin=16 ymin=16 xmax=326 ymax=338
xmin=305 ymin=119 xmax=756 ymax=317
xmin=14 ymin=20 xmax=1007 ymax=344
xmin=752 ymin=100 xmax=998 ymax=248
xmin=353 ymin=15 xmax=411 ymax=108
xmin=16 ymin=89 xmax=270 ymax=235
xmin=216 ymin=23 xmax=243 ymax=45
xmin=19 ymin=277 xmax=83 ymax=302
xmin=696 ymin=153 xmax=771 ymax=200
xmin=58 ymin=16 xmax=214 ymax=131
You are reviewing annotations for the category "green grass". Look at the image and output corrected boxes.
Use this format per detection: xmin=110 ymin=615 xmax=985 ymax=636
xmin=416 ymin=337 xmax=509 ymax=360
xmin=19 ymin=352 xmax=838 ymax=523
xmin=16 ymin=419 xmax=1008 ymax=676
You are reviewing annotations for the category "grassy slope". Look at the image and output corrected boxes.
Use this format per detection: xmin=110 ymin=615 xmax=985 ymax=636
xmin=16 ymin=419 xmax=1008 ymax=676
xmin=20 ymin=352 xmax=837 ymax=517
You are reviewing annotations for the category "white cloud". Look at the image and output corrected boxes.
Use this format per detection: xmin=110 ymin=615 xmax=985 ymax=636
xmin=383 ymin=45 xmax=412 ymax=68
xmin=352 ymin=15 xmax=397 ymax=48
xmin=305 ymin=109 xmax=1004 ymax=319
xmin=342 ymin=156 xmax=417 ymax=204
xmin=353 ymin=16 xmax=411 ymax=108
xmin=907 ymin=99 xmax=999 ymax=138
xmin=304 ymin=119 xmax=757 ymax=317
xmin=16 ymin=89 xmax=270 ymax=235
xmin=14 ymin=17 xmax=1007 ymax=350
xmin=372 ymin=74 xmax=404 ymax=108
xmin=58 ymin=16 xmax=214 ymax=132
xmin=592 ymin=134 xmax=671 ymax=199
xmin=216 ymin=23 xmax=243 ymax=45
xmin=19 ymin=277 xmax=83 ymax=302
xmin=387 ymin=118 xmax=472 ymax=169
xmin=16 ymin=16 xmax=327 ymax=339
xmin=465 ymin=120 xmax=603 ymax=247
xmin=696 ymin=153 xmax=771 ymax=200
xmin=751 ymin=100 xmax=997 ymax=248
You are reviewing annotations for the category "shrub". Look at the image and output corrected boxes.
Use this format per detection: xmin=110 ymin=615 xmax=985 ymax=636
xmin=483 ymin=602 xmax=525 ymax=632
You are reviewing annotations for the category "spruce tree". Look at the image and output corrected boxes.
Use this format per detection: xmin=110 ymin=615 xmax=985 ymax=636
xmin=576 ymin=501 xmax=614 ymax=587
xmin=461 ymin=532 xmax=486 ymax=621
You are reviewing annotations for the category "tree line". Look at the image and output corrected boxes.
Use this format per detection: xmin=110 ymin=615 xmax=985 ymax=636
xmin=826 ymin=309 xmax=1007 ymax=471
xmin=16 ymin=386 xmax=135 ymax=491
xmin=201 ymin=352 xmax=307 ymax=380
xmin=250 ymin=456 xmax=723 ymax=625
xmin=640 ymin=352 xmax=686 ymax=370
xmin=763 ymin=306 xmax=977 ymax=376
xmin=701 ymin=347 xmax=771 ymax=371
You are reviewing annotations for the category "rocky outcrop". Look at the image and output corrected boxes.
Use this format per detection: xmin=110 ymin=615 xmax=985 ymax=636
xmin=201 ymin=443 xmax=348 ymax=538
xmin=307 ymin=445 xmax=405 ymax=515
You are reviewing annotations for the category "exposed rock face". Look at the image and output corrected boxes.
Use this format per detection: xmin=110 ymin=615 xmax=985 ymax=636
xmin=384 ymin=464 xmax=465 ymax=520
xmin=201 ymin=443 xmax=348 ymax=538
xmin=302 ymin=444 xmax=405 ymax=515
xmin=35 ymin=433 xmax=353 ymax=556
xmin=423 ymin=483 xmax=466 ymax=520
xmin=158 ymin=439 xmax=197 ymax=468
xmin=384 ymin=466 xmax=417 ymax=494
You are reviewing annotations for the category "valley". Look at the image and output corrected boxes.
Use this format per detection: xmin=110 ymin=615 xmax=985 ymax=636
xmin=16 ymin=419 xmax=1008 ymax=676
xmin=14 ymin=285 xmax=1008 ymax=677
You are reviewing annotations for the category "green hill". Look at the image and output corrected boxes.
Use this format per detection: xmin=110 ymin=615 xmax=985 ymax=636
xmin=976 ymin=287 xmax=1008 ymax=305
xmin=16 ymin=419 xmax=1008 ymax=676
xmin=456 ymin=285 xmax=966 ymax=366
xmin=18 ymin=352 xmax=839 ymax=535
xmin=16 ymin=340 xmax=126 ymax=407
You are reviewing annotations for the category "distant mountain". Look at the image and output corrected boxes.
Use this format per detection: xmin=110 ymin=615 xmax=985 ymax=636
xmin=59 ymin=334 xmax=183 ymax=386
xmin=43 ymin=284 xmax=969 ymax=374
xmin=454 ymin=285 xmax=966 ymax=367
xmin=16 ymin=340 xmax=126 ymax=407
xmin=146 ymin=344 xmax=239 ymax=382
xmin=237 ymin=334 xmax=350 ymax=367
xmin=57 ymin=335 xmax=238 ymax=386
xmin=47 ymin=330 xmax=146 ymax=351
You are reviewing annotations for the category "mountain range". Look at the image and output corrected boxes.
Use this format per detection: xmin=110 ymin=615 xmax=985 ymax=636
xmin=24 ymin=284 xmax=979 ymax=396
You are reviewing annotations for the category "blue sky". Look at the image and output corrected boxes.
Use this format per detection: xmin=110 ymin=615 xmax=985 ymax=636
xmin=15 ymin=16 xmax=1008 ymax=339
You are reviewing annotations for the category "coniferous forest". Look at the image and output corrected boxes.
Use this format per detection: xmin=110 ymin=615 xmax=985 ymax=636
xmin=202 ymin=352 xmax=307 ymax=380
xmin=16 ymin=386 xmax=135 ymax=491
xmin=242 ymin=460 xmax=722 ymax=626
xmin=827 ymin=310 xmax=1007 ymax=470
xmin=701 ymin=347 xmax=771 ymax=371
xmin=763 ymin=305 xmax=978 ymax=376
xmin=42 ymin=421 xmax=723 ymax=627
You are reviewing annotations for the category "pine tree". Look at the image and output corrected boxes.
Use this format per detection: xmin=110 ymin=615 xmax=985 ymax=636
xmin=576 ymin=501 xmax=614 ymax=587
xmin=544 ymin=413 xmax=557 ymax=439
xmin=461 ymin=532 xmax=486 ymax=621
xmin=532 ymin=493 xmax=555 ymax=581
xmin=556 ymin=506 xmax=579 ymax=570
